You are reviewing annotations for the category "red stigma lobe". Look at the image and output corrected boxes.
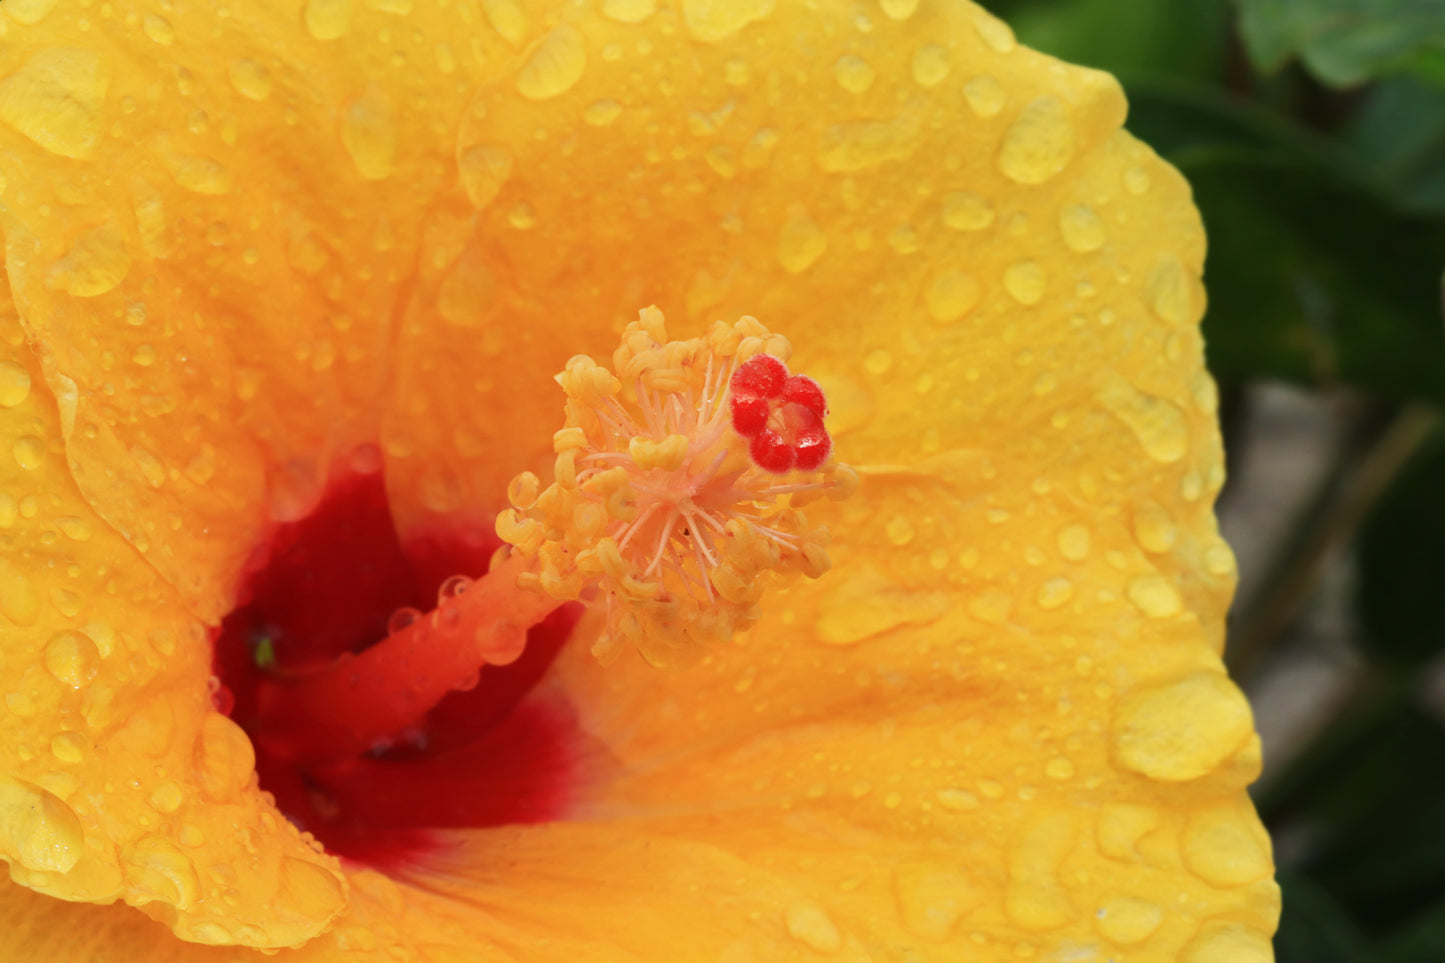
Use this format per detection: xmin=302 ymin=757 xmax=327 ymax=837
xmin=728 ymin=355 xmax=833 ymax=474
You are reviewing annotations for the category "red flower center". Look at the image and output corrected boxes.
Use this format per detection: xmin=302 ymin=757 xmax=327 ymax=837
xmin=211 ymin=460 xmax=582 ymax=872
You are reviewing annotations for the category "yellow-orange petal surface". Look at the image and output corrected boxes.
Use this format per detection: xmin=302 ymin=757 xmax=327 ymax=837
xmin=0 ymin=0 xmax=1278 ymax=961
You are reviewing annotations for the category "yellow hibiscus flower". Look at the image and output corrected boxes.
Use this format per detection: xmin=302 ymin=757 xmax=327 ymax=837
xmin=0 ymin=0 xmax=1279 ymax=960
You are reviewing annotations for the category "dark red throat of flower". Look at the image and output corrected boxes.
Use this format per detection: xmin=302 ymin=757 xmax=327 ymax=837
xmin=728 ymin=354 xmax=831 ymax=473
xmin=212 ymin=466 xmax=582 ymax=870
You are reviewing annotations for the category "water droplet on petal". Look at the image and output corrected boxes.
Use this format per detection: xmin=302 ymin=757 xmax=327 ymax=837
xmin=1056 ymin=524 xmax=1090 ymax=560
xmin=0 ymin=49 xmax=107 ymax=159
xmin=5 ymin=0 xmax=58 ymax=25
xmin=1180 ymin=921 xmax=1273 ymax=963
xmin=941 ymin=191 xmax=994 ymax=232
xmin=1132 ymin=502 xmax=1177 ymax=554
xmin=974 ymin=12 xmax=1017 ymax=51
xmin=1036 ymin=578 xmax=1073 ymax=610
xmin=0 ymin=778 xmax=83 ymax=872
xmin=584 ymin=99 xmax=621 ymax=126
xmin=816 ymin=118 xmax=918 ymax=173
xmin=879 ymin=0 xmax=919 ymax=20
xmin=1126 ymin=574 xmax=1182 ymax=619
xmin=227 ymin=59 xmax=272 ymax=101
xmin=998 ymin=97 xmax=1076 ymax=184
xmin=342 ymin=89 xmax=397 ymax=180
xmin=911 ymin=44 xmax=951 ymax=87
xmin=50 ymin=732 xmax=85 ymax=764
xmin=481 ymin=0 xmax=529 ymax=45
xmin=1005 ymin=813 xmax=1077 ymax=931
xmin=925 ymin=269 xmax=981 ymax=324
xmin=515 ymin=24 xmax=587 ymax=100
xmin=1097 ymin=378 xmax=1188 ymax=463
xmin=1149 ymin=255 xmax=1196 ymax=325
xmin=963 ymin=74 xmax=1005 ymax=117
xmin=682 ymin=0 xmax=774 ymax=42
xmin=1003 ymin=261 xmax=1045 ymax=305
xmin=833 ymin=54 xmax=875 ymax=93
xmin=43 ymin=630 xmax=100 ymax=688
xmin=142 ymin=13 xmax=175 ymax=44
xmin=1095 ymin=897 xmax=1162 ymax=945
xmin=602 ymin=0 xmax=656 ymax=22
xmin=0 ymin=559 xmax=40 ymax=625
xmin=304 ymin=0 xmax=354 ymax=39
xmin=121 ymin=834 xmax=199 ymax=906
xmin=457 ymin=145 xmax=512 ymax=210
xmin=893 ymin=864 xmax=980 ymax=940
xmin=784 ymin=902 xmax=842 ymax=954
xmin=0 ymin=362 xmax=30 ymax=408
xmin=196 ymin=713 xmax=255 ymax=802
xmin=46 ymin=225 xmax=131 ymax=297
xmin=1181 ymin=805 xmax=1272 ymax=887
xmin=1059 ymin=203 xmax=1105 ymax=252
xmin=1111 ymin=672 xmax=1253 ymax=781
xmin=777 ymin=208 xmax=827 ymax=274
xmin=816 ymin=569 xmax=947 ymax=645
xmin=11 ymin=435 xmax=43 ymax=470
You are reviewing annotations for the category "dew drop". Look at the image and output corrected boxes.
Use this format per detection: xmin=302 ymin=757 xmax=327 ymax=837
xmin=1097 ymin=379 xmax=1188 ymax=463
xmin=602 ymin=0 xmax=656 ymax=22
xmin=121 ymin=835 xmax=199 ymax=905
xmin=816 ymin=570 xmax=947 ymax=645
xmin=998 ymin=97 xmax=1075 ymax=185
xmin=941 ymin=191 xmax=994 ymax=232
xmin=785 ymin=902 xmax=842 ymax=954
xmin=817 ymin=118 xmax=919 ymax=173
xmin=5 ymin=0 xmax=58 ymax=25
xmin=1095 ymin=897 xmax=1162 ymax=945
xmin=863 ymin=348 xmax=893 ymax=375
xmin=1044 ymin=756 xmax=1075 ymax=780
xmin=1181 ymin=805 xmax=1273 ymax=887
xmin=0 ymin=559 xmax=41 ymax=626
xmin=973 ymin=12 xmax=1017 ymax=51
xmin=1059 ymin=203 xmax=1105 ymax=253
xmin=50 ymin=732 xmax=85 ymax=765
xmin=304 ymin=0 xmax=355 ymax=39
xmin=278 ymin=855 xmax=347 ymax=923
xmin=1056 ymin=524 xmax=1090 ymax=561
xmin=0 ymin=362 xmax=30 ymax=408
xmin=885 ymin=514 xmax=915 ymax=546
xmin=457 ymin=145 xmax=513 ymax=209
xmin=681 ymin=0 xmax=774 ymax=43
xmin=893 ymin=864 xmax=978 ymax=941
xmin=1003 ymin=261 xmax=1045 ymax=305
xmin=584 ymin=99 xmax=622 ymax=126
xmin=879 ymin=0 xmax=919 ymax=20
xmin=480 ymin=0 xmax=528 ymax=45
xmin=962 ymin=74 xmax=1005 ymax=117
xmin=1148 ymin=255 xmax=1195 ymax=325
xmin=1111 ymin=672 xmax=1252 ymax=781
xmin=342 ymin=89 xmax=398 ymax=180
xmin=43 ymin=630 xmax=100 ymax=689
xmin=833 ymin=54 xmax=875 ymax=94
xmin=46 ymin=225 xmax=131 ymax=297
xmin=925 ymin=269 xmax=981 ymax=324
xmin=0 ymin=779 xmax=83 ymax=872
xmin=1125 ymin=575 xmax=1182 ymax=619
xmin=911 ymin=44 xmax=951 ymax=88
xmin=1036 ymin=578 xmax=1073 ymax=610
xmin=967 ymin=586 xmax=1013 ymax=625
xmin=515 ymin=24 xmax=587 ymax=100
xmin=777 ymin=209 xmax=827 ymax=274
xmin=156 ymin=141 xmax=234 ymax=195
xmin=1132 ymin=502 xmax=1176 ymax=554
xmin=741 ymin=127 xmax=779 ymax=171
xmin=147 ymin=782 xmax=185 ymax=814
xmin=1124 ymin=165 xmax=1151 ymax=195
xmin=142 ymin=13 xmax=175 ymax=45
xmin=1204 ymin=541 xmax=1236 ymax=577
xmin=1180 ymin=922 xmax=1273 ymax=963
xmin=227 ymin=59 xmax=272 ymax=102
xmin=196 ymin=713 xmax=255 ymax=802
xmin=8 ymin=436 xmax=43 ymax=471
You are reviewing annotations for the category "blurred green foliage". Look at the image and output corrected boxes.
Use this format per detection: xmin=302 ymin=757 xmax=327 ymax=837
xmin=981 ymin=1 xmax=1445 ymax=960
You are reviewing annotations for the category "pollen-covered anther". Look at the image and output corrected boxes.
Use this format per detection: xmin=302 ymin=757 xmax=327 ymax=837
xmin=497 ymin=306 xmax=855 ymax=668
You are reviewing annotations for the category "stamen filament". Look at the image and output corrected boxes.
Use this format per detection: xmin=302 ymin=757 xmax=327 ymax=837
xmin=254 ymin=551 xmax=556 ymax=765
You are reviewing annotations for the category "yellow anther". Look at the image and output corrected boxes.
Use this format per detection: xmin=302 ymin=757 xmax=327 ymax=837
xmin=507 ymin=471 xmax=540 ymax=510
xmin=554 ymin=427 xmax=587 ymax=452
xmin=497 ymin=306 xmax=853 ymax=667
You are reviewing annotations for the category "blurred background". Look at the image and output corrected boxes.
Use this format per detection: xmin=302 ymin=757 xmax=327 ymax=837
xmin=977 ymin=1 xmax=1445 ymax=959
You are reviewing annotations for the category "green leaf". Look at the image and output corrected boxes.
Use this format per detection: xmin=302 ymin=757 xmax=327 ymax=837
xmin=1123 ymin=80 xmax=1445 ymax=402
xmin=1238 ymin=0 xmax=1445 ymax=87
xmin=1274 ymin=870 xmax=1379 ymax=963
xmin=984 ymin=0 xmax=1230 ymax=79
xmin=1357 ymin=426 xmax=1445 ymax=665
xmin=1344 ymin=74 xmax=1445 ymax=215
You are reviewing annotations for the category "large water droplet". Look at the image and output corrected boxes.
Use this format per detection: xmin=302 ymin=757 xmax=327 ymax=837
xmin=1056 ymin=524 xmax=1090 ymax=561
xmin=457 ymin=145 xmax=512 ymax=209
xmin=1003 ymin=260 xmax=1045 ymax=305
xmin=515 ymin=24 xmax=587 ymax=100
xmin=278 ymin=855 xmax=347 ymax=925
xmin=833 ymin=54 xmax=875 ymax=94
xmin=1181 ymin=805 xmax=1273 ymax=888
xmin=1097 ymin=378 xmax=1188 ymax=463
xmin=304 ymin=0 xmax=354 ymax=39
xmin=0 ymin=49 xmax=107 ymax=159
xmin=998 ymin=97 xmax=1075 ymax=185
xmin=1111 ymin=672 xmax=1253 ymax=781
xmin=584 ymin=99 xmax=621 ymax=126
xmin=0 ymin=362 xmax=30 ymax=408
xmin=43 ymin=630 xmax=100 ymax=689
xmin=50 ymin=732 xmax=86 ymax=764
xmin=602 ymin=0 xmax=656 ymax=22
xmin=481 ymin=0 xmax=529 ymax=45
xmin=777 ymin=208 xmax=827 ymax=274
xmin=0 ymin=559 xmax=40 ymax=626
xmin=879 ymin=0 xmax=919 ymax=19
xmin=963 ymin=74 xmax=1005 ymax=117
xmin=1132 ymin=502 xmax=1177 ymax=554
xmin=1126 ymin=574 xmax=1182 ymax=619
xmin=1036 ymin=578 xmax=1073 ymax=610
xmin=1148 ymin=255 xmax=1196 ymax=325
xmin=784 ymin=902 xmax=842 ymax=953
xmin=974 ymin=11 xmax=1017 ymax=51
xmin=1005 ymin=812 xmax=1077 ymax=931
xmin=5 ymin=0 xmax=59 ymax=25
xmin=11 ymin=435 xmax=43 ymax=471
xmin=227 ymin=59 xmax=272 ymax=101
xmin=925 ymin=270 xmax=981 ymax=324
xmin=1180 ymin=921 xmax=1273 ymax=963
xmin=196 ymin=712 xmax=255 ymax=801
xmin=121 ymin=835 xmax=199 ymax=906
xmin=941 ymin=191 xmax=994 ymax=232
xmin=343 ymin=89 xmax=397 ymax=180
xmin=142 ymin=14 xmax=175 ymax=45
xmin=683 ymin=0 xmax=775 ymax=42
xmin=45 ymin=225 xmax=131 ymax=297
xmin=893 ymin=864 xmax=979 ymax=940
xmin=156 ymin=138 xmax=234 ymax=195
xmin=1094 ymin=897 xmax=1162 ymax=945
xmin=0 ymin=778 xmax=83 ymax=872
xmin=817 ymin=117 xmax=918 ymax=173
xmin=1059 ymin=203 xmax=1105 ymax=252
xmin=911 ymin=44 xmax=951 ymax=87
